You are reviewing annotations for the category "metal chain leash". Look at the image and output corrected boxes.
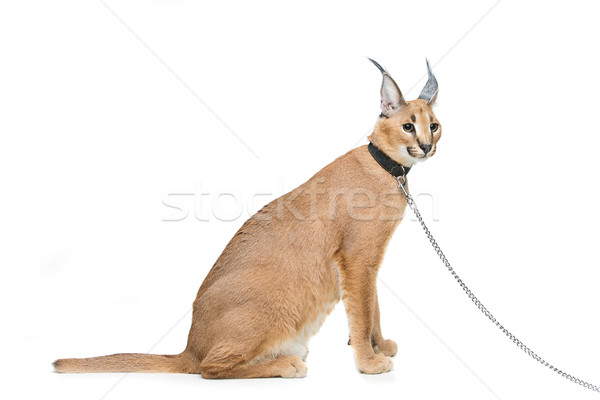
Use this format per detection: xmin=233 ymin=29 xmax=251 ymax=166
xmin=396 ymin=176 xmax=599 ymax=394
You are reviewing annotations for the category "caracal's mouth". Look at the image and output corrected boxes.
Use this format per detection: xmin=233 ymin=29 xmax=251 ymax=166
xmin=407 ymin=147 xmax=427 ymax=160
xmin=406 ymin=145 xmax=435 ymax=161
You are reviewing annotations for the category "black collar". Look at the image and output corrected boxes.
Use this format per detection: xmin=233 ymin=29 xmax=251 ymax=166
xmin=368 ymin=142 xmax=411 ymax=179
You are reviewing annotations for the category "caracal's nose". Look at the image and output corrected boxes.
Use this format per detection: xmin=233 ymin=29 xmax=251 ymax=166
xmin=419 ymin=143 xmax=432 ymax=154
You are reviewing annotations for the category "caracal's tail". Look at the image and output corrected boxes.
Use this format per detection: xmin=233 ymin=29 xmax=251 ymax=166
xmin=53 ymin=352 xmax=195 ymax=374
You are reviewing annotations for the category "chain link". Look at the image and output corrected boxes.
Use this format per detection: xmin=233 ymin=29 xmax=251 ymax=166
xmin=397 ymin=177 xmax=599 ymax=393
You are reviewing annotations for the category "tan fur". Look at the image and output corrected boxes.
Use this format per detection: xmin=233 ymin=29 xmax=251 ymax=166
xmin=54 ymin=71 xmax=441 ymax=378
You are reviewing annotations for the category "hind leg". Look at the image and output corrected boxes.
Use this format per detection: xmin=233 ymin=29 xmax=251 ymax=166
xmin=191 ymin=295 xmax=309 ymax=378
xmin=200 ymin=347 xmax=307 ymax=379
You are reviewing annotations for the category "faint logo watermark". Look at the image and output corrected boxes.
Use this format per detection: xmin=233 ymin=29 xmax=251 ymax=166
xmin=162 ymin=180 xmax=440 ymax=223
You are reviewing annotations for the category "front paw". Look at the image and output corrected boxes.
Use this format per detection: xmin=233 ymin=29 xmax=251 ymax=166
xmin=357 ymin=353 xmax=393 ymax=374
xmin=374 ymin=339 xmax=397 ymax=357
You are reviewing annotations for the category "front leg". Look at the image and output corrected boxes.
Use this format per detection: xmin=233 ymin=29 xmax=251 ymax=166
xmin=371 ymin=291 xmax=397 ymax=357
xmin=339 ymin=259 xmax=393 ymax=374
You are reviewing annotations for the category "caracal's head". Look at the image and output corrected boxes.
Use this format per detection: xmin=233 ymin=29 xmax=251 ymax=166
xmin=367 ymin=59 xmax=441 ymax=168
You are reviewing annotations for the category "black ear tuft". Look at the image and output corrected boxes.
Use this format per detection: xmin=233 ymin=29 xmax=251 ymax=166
xmin=418 ymin=59 xmax=439 ymax=104
xmin=367 ymin=58 xmax=387 ymax=74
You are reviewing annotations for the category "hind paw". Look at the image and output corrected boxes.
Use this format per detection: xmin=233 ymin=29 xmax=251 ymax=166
xmin=279 ymin=356 xmax=307 ymax=378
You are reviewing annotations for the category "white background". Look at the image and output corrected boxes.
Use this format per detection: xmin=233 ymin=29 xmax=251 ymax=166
xmin=1 ymin=1 xmax=599 ymax=399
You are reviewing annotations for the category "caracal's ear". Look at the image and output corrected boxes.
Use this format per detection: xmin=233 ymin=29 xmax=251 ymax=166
xmin=417 ymin=59 xmax=439 ymax=105
xmin=368 ymin=58 xmax=407 ymax=116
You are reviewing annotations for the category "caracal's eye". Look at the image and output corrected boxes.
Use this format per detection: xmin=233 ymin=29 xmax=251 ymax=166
xmin=430 ymin=123 xmax=439 ymax=133
xmin=403 ymin=123 xmax=415 ymax=133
